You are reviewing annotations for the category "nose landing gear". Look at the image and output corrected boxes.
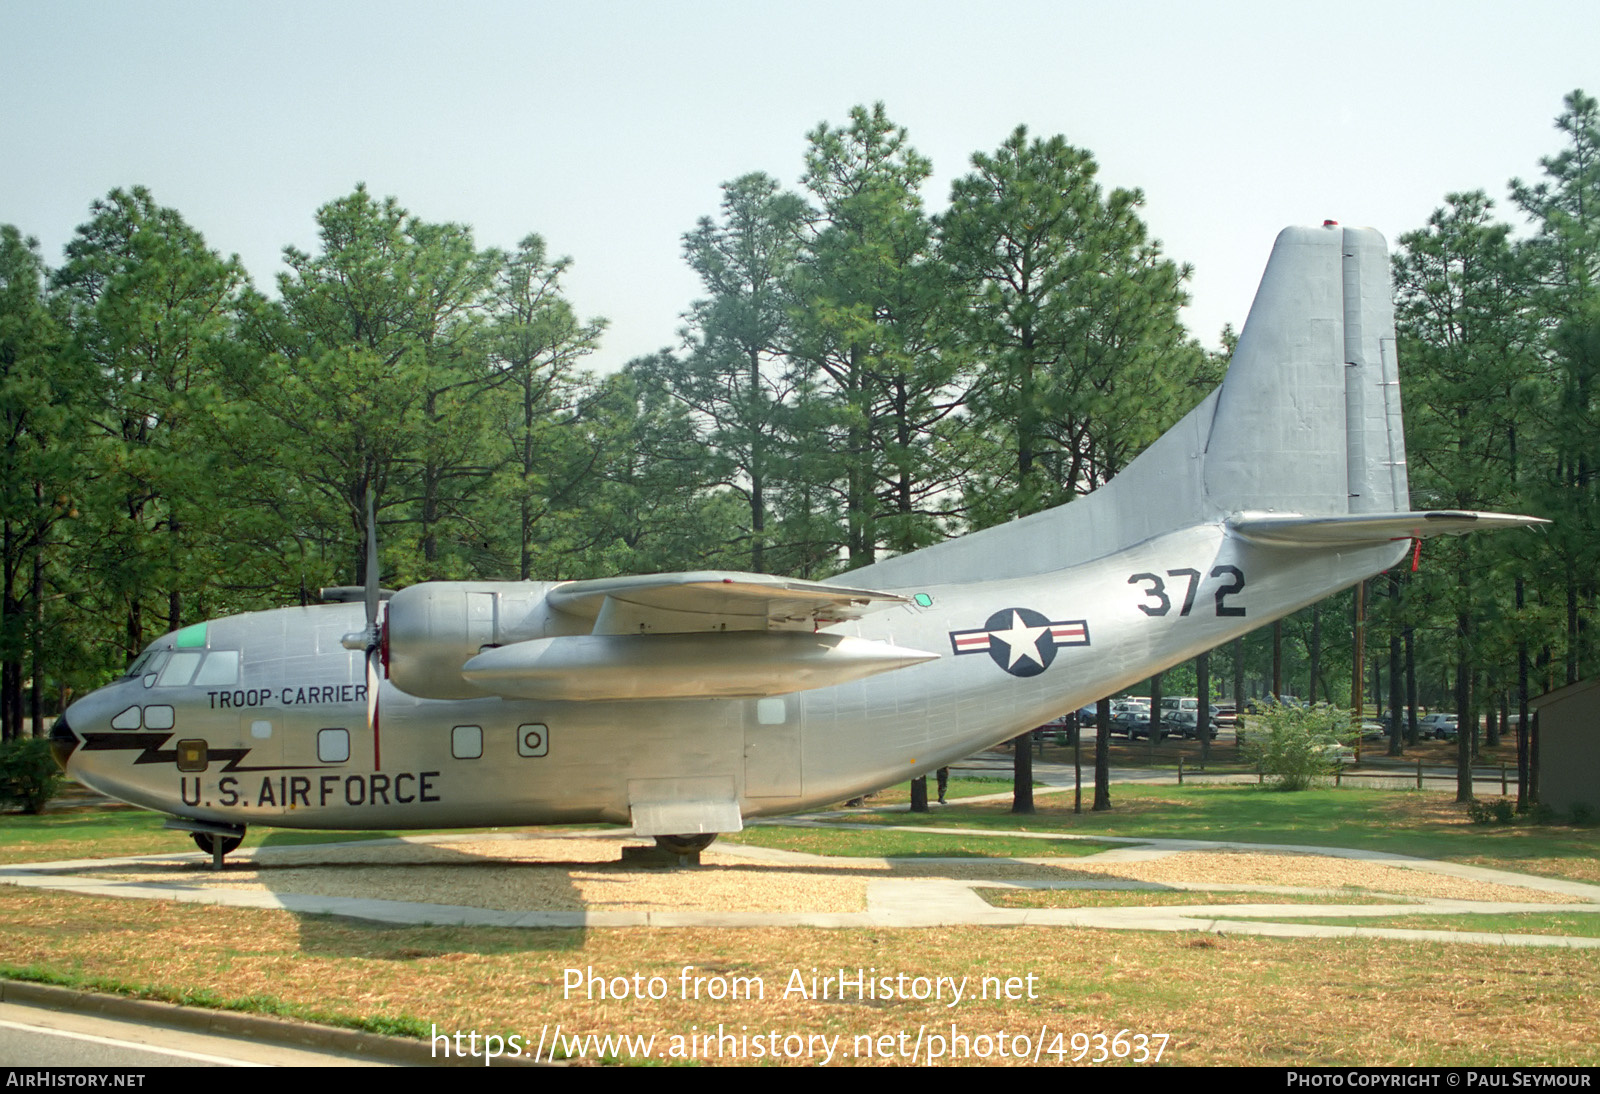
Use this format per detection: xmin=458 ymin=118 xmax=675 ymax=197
xmin=163 ymin=818 xmax=247 ymax=870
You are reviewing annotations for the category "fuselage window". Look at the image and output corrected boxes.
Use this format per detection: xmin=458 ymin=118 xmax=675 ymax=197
xmin=192 ymin=651 xmax=240 ymax=687
xmin=516 ymin=723 xmax=548 ymax=758
xmin=144 ymin=705 xmax=175 ymax=730
xmin=318 ymin=728 xmax=349 ymax=763
xmin=452 ymin=725 xmax=483 ymax=760
xmin=155 ymin=651 xmax=203 ymax=688
xmin=111 ymin=706 xmax=141 ymax=730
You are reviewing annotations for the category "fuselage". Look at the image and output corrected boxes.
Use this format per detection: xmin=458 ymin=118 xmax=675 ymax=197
xmin=52 ymin=524 xmax=1405 ymax=833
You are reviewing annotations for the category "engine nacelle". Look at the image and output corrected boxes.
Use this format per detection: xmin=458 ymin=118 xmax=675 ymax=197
xmin=384 ymin=581 xmax=575 ymax=699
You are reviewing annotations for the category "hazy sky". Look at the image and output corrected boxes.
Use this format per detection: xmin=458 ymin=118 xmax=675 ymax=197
xmin=4 ymin=1 xmax=1596 ymax=370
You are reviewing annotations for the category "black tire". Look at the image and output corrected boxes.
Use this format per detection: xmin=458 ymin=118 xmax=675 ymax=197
xmin=192 ymin=831 xmax=243 ymax=856
xmin=654 ymin=833 xmax=717 ymax=855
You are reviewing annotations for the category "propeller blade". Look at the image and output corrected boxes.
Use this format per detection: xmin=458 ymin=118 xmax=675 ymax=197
xmin=364 ymin=487 xmax=379 ymax=634
xmin=367 ymin=646 xmax=382 ymax=770
xmin=362 ymin=486 xmax=382 ymax=769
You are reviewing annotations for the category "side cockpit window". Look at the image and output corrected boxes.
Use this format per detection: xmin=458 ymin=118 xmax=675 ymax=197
xmin=126 ymin=643 xmax=240 ymax=688
xmin=155 ymin=651 xmax=204 ymax=687
xmin=192 ymin=650 xmax=240 ymax=687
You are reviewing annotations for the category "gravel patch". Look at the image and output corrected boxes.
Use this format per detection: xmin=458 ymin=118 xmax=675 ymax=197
xmin=1062 ymin=850 xmax=1581 ymax=903
xmin=58 ymin=837 xmax=1582 ymax=914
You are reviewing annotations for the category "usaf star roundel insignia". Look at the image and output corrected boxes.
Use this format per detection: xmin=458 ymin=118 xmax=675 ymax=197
xmin=948 ymin=608 xmax=1091 ymax=678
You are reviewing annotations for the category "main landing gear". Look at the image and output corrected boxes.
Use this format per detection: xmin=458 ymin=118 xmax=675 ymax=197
xmin=653 ymin=833 xmax=718 ymax=856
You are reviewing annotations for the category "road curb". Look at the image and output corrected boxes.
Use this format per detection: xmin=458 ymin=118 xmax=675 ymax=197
xmin=0 ymin=978 xmax=549 ymax=1066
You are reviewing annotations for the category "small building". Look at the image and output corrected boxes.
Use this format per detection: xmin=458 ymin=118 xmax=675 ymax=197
xmin=1529 ymin=678 xmax=1600 ymax=817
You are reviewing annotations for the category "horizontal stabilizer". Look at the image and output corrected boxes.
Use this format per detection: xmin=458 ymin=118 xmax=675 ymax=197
xmin=548 ymin=571 xmax=907 ymax=634
xmin=461 ymin=631 xmax=939 ymax=701
xmin=1230 ymin=510 xmax=1547 ymax=548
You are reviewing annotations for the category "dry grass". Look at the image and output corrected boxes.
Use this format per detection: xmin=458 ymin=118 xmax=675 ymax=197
xmin=1052 ymin=850 xmax=1581 ymax=904
xmin=6 ymin=795 xmax=1595 ymax=1066
xmin=1 ymin=885 xmax=1593 ymax=1066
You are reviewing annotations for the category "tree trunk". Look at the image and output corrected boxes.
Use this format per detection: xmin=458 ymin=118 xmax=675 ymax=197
xmin=1093 ymin=698 xmax=1112 ymax=812
xmin=1405 ymin=623 xmax=1419 ymax=745
xmin=1388 ymin=571 xmax=1404 ymax=758
xmin=1308 ymin=604 xmax=1321 ymax=704
xmin=1455 ymin=607 xmax=1473 ymax=803
xmin=1011 ymin=730 xmax=1035 ymax=814
xmin=1148 ymin=672 xmax=1163 ymax=757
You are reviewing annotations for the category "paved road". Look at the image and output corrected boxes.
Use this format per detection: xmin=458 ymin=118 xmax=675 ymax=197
xmin=0 ymin=998 xmax=403 ymax=1067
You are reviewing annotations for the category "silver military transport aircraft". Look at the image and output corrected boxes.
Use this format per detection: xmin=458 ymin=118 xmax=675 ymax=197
xmin=51 ymin=225 xmax=1542 ymax=864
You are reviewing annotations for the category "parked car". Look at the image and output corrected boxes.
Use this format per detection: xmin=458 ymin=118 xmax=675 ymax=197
xmin=1166 ymin=710 xmax=1215 ymax=740
xmin=1108 ymin=709 xmax=1152 ymax=739
xmin=1418 ymin=713 xmax=1459 ymax=740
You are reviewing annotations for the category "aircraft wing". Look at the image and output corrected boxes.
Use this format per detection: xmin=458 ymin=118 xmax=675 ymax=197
xmin=546 ymin=571 xmax=908 ymax=635
xmin=455 ymin=575 xmax=928 ymax=701
xmin=1230 ymin=510 xmax=1547 ymax=548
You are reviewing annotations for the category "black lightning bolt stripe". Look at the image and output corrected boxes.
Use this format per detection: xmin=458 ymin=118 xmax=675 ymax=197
xmin=78 ymin=733 xmax=319 ymax=773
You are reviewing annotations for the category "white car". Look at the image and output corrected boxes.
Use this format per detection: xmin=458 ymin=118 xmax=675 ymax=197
xmin=1418 ymin=713 xmax=1459 ymax=740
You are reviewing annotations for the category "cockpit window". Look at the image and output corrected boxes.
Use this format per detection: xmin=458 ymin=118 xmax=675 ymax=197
xmin=138 ymin=649 xmax=171 ymax=687
xmin=154 ymin=651 xmax=203 ymax=687
xmin=124 ymin=646 xmax=162 ymax=679
xmin=192 ymin=650 xmax=240 ymax=686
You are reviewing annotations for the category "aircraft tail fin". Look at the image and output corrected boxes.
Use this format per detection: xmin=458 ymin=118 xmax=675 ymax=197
xmin=848 ymin=225 xmax=1414 ymax=588
xmin=1201 ymin=224 xmax=1407 ymax=517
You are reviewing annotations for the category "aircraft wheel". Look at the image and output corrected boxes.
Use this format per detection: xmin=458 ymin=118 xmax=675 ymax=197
xmin=192 ymin=831 xmax=243 ymax=856
xmin=654 ymin=833 xmax=718 ymax=855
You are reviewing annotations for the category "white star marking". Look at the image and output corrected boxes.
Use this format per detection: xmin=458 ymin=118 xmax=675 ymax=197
xmin=988 ymin=610 xmax=1050 ymax=669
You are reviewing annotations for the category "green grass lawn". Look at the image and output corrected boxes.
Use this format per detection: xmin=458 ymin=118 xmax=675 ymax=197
xmin=1226 ymin=911 xmax=1600 ymax=938
xmin=0 ymin=806 xmax=451 ymax=864
xmin=751 ymin=784 xmax=1600 ymax=883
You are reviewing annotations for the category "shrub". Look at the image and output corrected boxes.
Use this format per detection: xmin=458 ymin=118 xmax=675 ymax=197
xmin=1467 ymin=797 xmax=1516 ymax=825
xmin=0 ymin=736 xmax=64 ymax=814
xmin=1239 ymin=701 xmax=1355 ymax=791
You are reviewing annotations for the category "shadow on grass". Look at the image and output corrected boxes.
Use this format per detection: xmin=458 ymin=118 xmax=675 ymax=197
xmin=254 ymin=829 xmax=588 ymax=957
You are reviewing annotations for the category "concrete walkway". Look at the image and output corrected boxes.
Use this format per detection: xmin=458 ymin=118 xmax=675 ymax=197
xmin=4 ymin=822 xmax=1597 ymax=947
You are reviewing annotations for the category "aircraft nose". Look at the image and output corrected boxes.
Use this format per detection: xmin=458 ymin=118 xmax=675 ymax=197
xmin=49 ymin=712 xmax=79 ymax=770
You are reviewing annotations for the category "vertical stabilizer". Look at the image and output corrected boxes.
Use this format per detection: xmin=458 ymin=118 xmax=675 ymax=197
xmin=1202 ymin=225 xmax=1407 ymax=517
xmin=847 ymin=225 xmax=1411 ymax=589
